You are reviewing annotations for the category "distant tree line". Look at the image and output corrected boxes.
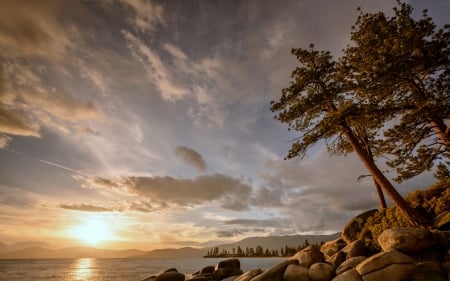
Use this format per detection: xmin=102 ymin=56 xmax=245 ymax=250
xmin=204 ymin=239 xmax=324 ymax=258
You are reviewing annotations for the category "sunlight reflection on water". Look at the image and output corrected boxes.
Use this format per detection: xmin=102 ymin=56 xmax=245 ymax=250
xmin=72 ymin=258 xmax=94 ymax=281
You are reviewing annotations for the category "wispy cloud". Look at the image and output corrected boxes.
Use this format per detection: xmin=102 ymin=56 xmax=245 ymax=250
xmin=60 ymin=203 xmax=114 ymax=212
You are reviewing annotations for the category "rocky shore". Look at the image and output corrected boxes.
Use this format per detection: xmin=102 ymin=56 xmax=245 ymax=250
xmin=141 ymin=215 xmax=450 ymax=281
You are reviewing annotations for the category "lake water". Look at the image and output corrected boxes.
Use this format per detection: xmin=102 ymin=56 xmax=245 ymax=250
xmin=0 ymin=257 xmax=286 ymax=281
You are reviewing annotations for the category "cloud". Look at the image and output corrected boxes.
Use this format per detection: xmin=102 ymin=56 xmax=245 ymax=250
xmin=0 ymin=185 xmax=36 ymax=208
xmin=122 ymin=30 xmax=188 ymax=101
xmin=0 ymin=0 xmax=72 ymax=58
xmin=60 ymin=203 xmax=114 ymax=212
xmin=223 ymin=219 xmax=288 ymax=228
xmin=0 ymin=103 xmax=41 ymax=137
xmin=217 ymin=229 xmax=244 ymax=238
xmin=118 ymin=0 xmax=165 ymax=33
xmin=81 ymin=173 xmax=253 ymax=211
xmin=174 ymin=145 xmax=207 ymax=172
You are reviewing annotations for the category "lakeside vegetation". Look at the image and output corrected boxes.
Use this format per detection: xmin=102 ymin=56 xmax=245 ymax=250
xmin=204 ymin=240 xmax=324 ymax=258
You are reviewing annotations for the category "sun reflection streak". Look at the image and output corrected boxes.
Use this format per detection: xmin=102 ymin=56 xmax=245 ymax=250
xmin=73 ymin=258 xmax=94 ymax=281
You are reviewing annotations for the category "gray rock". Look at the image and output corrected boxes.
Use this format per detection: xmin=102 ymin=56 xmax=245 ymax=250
xmin=250 ymin=259 xmax=297 ymax=281
xmin=283 ymin=264 xmax=311 ymax=281
xmin=331 ymin=269 xmax=362 ymax=281
xmin=291 ymin=246 xmax=324 ymax=268
xmin=235 ymin=269 xmax=263 ymax=281
xmin=342 ymin=209 xmax=377 ymax=244
xmin=335 ymin=256 xmax=366 ymax=275
xmin=320 ymin=238 xmax=347 ymax=257
xmin=308 ymin=262 xmax=334 ymax=281
xmin=155 ymin=271 xmax=186 ymax=281
xmin=356 ymin=250 xmax=414 ymax=276
xmin=378 ymin=227 xmax=435 ymax=254
xmin=360 ymin=263 xmax=415 ymax=281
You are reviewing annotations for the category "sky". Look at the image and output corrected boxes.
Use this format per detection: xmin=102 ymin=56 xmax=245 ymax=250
xmin=0 ymin=0 xmax=448 ymax=251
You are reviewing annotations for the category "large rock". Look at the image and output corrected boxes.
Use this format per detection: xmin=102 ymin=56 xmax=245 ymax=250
xmin=432 ymin=230 xmax=450 ymax=247
xmin=331 ymin=269 xmax=362 ymax=281
xmin=283 ymin=264 xmax=311 ymax=281
xmin=342 ymin=240 xmax=367 ymax=258
xmin=326 ymin=251 xmax=346 ymax=268
xmin=378 ymin=227 xmax=435 ymax=254
xmin=155 ymin=271 xmax=186 ymax=281
xmin=321 ymin=238 xmax=347 ymax=257
xmin=291 ymin=246 xmax=325 ymax=268
xmin=235 ymin=269 xmax=263 ymax=281
xmin=216 ymin=259 xmax=241 ymax=271
xmin=361 ymin=263 xmax=415 ymax=281
xmin=410 ymin=261 xmax=447 ymax=281
xmin=308 ymin=262 xmax=334 ymax=281
xmin=342 ymin=209 xmax=377 ymax=243
xmin=250 ymin=260 xmax=297 ymax=281
xmin=214 ymin=258 xmax=242 ymax=280
xmin=356 ymin=250 xmax=414 ymax=276
xmin=335 ymin=256 xmax=366 ymax=275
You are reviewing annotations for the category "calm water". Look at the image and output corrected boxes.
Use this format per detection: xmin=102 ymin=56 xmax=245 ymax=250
xmin=0 ymin=257 xmax=286 ymax=281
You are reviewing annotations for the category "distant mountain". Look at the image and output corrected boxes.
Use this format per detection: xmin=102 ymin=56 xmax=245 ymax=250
xmin=214 ymin=233 xmax=341 ymax=253
xmin=0 ymin=246 xmax=146 ymax=259
xmin=0 ymin=241 xmax=51 ymax=254
xmin=0 ymin=233 xmax=340 ymax=259
xmin=133 ymin=247 xmax=208 ymax=258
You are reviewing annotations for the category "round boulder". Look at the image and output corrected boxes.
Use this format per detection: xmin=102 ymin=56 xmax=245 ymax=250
xmin=292 ymin=245 xmax=324 ymax=268
xmin=378 ymin=227 xmax=435 ymax=254
xmin=308 ymin=263 xmax=334 ymax=281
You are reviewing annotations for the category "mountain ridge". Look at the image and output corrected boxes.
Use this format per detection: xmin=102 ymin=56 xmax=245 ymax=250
xmin=0 ymin=233 xmax=340 ymax=259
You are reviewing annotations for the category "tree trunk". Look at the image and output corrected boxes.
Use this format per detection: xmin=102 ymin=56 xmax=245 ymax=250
xmin=341 ymin=121 xmax=430 ymax=227
xmin=373 ymin=179 xmax=387 ymax=210
xmin=430 ymin=118 xmax=450 ymax=151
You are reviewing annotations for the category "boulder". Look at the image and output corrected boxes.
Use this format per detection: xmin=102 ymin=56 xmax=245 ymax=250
xmin=200 ymin=266 xmax=216 ymax=274
xmin=283 ymin=264 xmax=311 ymax=281
xmin=155 ymin=271 xmax=186 ymax=281
xmin=308 ymin=262 xmax=334 ymax=281
xmin=235 ymin=269 xmax=263 ymax=281
xmin=250 ymin=259 xmax=297 ymax=281
xmin=320 ymin=238 xmax=346 ymax=257
xmin=142 ymin=276 xmax=157 ymax=281
xmin=342 ymin=209 xmax=377 ymax=243
xmin=378 ymin=227 xmax=435 ymax=254
xmin=335 ymin=256 xmax=366 ymax=275
xmin=326 ymin=251 xmax=346 ymax=268
xmin=431 ymin=230 xmax=450 ymax=248
xmin=331 ymin=269 xmax=362 ymax=281
xmin=361 ymin=263 xmax=415 ymax=281
xmin=342 ymin=240 xmax=367 ymax=258
xmin=291 ymin=246 xmax=324 ymax=268
xmin=216 ymin=259 xmax=241 ymax=271
xmin=410 ymin=261 xmax=447 ymax=281
xmin=356 ymin=250 xmax=414 ymax=276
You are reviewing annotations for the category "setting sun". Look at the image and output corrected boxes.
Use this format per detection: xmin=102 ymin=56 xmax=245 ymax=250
xmin=73 ymin=217 xmax=113 ymax=246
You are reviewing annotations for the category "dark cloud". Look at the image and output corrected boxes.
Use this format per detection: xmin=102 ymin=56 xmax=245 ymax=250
xmin=217 ymin=229 xmax=244 ymax=238
xmin=223 ymin=219 xmax=288 ymax=228
xmin=174 ymin=145 xmax=207 ymax=172
xmin=60 ymin=203 xmax=114 ymax=212
xmin=82 ymin=173 xmax=253 ymax=211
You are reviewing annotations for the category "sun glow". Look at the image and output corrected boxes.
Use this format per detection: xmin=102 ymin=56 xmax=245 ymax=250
xmin=72 ymin=217 xmax=113 ymax=246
